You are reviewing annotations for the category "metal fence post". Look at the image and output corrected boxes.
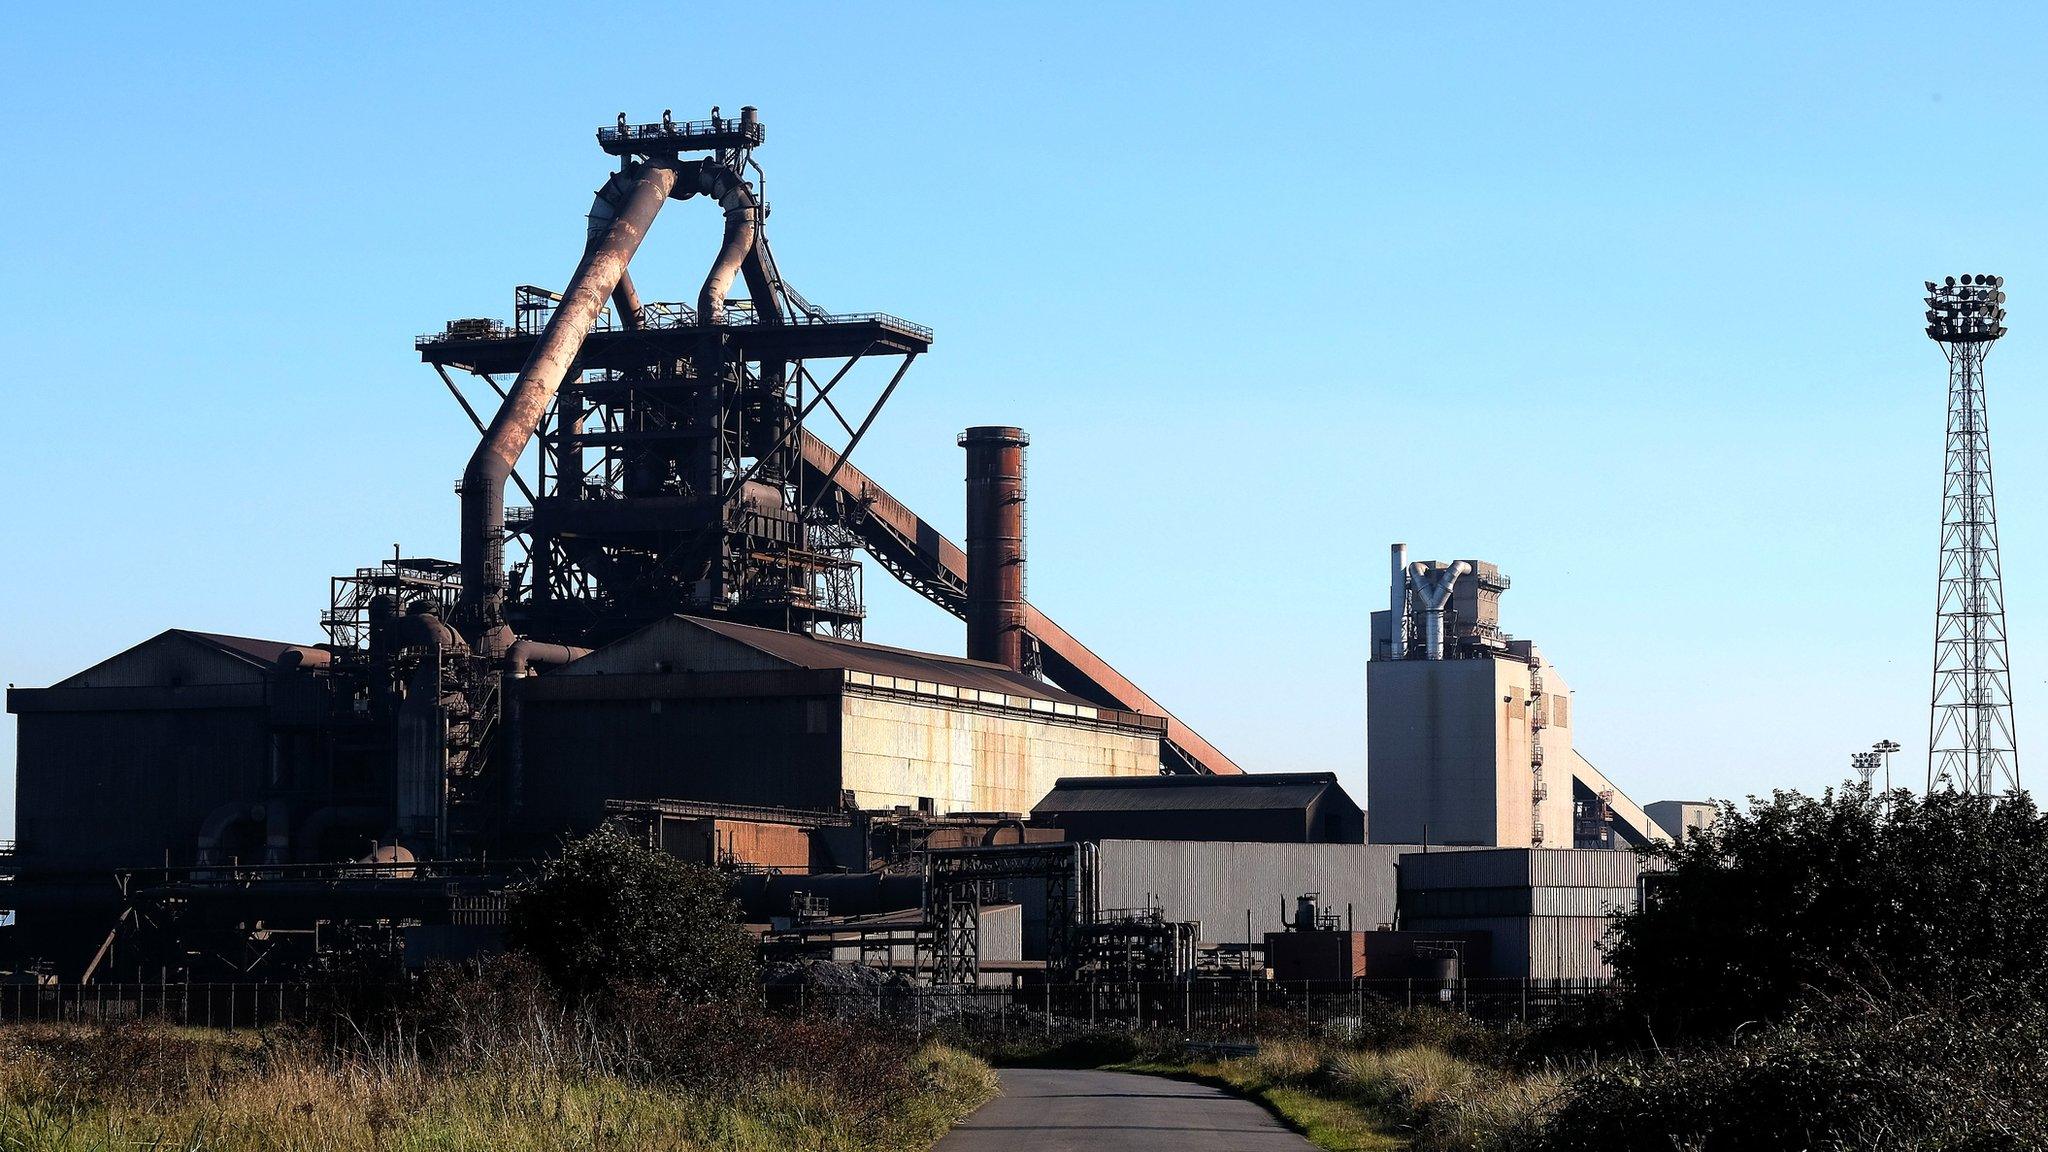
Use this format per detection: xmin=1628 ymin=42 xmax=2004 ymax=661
xmin=1043 ymin=981 xmax=1051 ymax=1037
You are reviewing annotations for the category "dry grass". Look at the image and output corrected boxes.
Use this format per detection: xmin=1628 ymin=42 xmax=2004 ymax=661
xmin=0 ymin=1021 xmax=996 ymax=1152
xmin=1118 ymin=1037 xmax=1561 ymax=1152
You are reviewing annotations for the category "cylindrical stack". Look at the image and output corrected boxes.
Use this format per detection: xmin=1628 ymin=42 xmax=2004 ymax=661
xmin=960 ymin=426 xmax=1030 ymax=671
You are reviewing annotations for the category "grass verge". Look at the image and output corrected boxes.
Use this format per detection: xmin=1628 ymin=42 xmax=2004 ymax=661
xmin=1099 ymin=1039 xmax=1559 ymax=1152
xmin=0 ymin=1022 xmax=997 ymax=1152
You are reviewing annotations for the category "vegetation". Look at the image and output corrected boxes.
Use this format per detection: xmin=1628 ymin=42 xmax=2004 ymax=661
xmin=976 ymin=1005 xmax=1559 ymax=1152
xmin=0 ymin=961 xmax=996 ymax=1152
xmin=505 ymin=825 xmax=757 ymax=1004
xmin=963 ymin=788 xmax=2048 ymax=1152
xmin=1534 ymin=994 xmax=2048 ymax=1152
xmin=0 ymin=828 xmax=996 ymax=1151
xmin=1605 ymin=786 xmax=2048 ymax=1040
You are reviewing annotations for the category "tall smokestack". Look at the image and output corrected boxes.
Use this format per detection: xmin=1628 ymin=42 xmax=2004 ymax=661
xmin=1389 ymin=543 xmax=1409 ymax=659
xmin=960 ymin=426 xmax=1029 ymax=671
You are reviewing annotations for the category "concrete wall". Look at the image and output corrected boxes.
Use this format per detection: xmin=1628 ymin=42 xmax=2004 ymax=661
xmin=840 ymin=689 xmax=1157 ymax=815
xmin=1368 ymin=656 xmax=1578 ymax=849
xmin=1645 ymin=800 xmax=1717 ymax=842
xmin=1369 ymin=658 xmax=1509 ymax=846
xmin=1093 ymin=840 xmax=1418 ymax=948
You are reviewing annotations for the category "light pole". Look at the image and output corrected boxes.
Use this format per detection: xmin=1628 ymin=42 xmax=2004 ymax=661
xmin=1873 ymin=739 xmax=1901 ymax=799
xmin=1852 ymin=751 xmax=1879 ymax=790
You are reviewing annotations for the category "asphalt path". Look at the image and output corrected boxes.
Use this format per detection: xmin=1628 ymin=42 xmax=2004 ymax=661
xmin=934 ymin=1066 xmax=1319 ymax=1151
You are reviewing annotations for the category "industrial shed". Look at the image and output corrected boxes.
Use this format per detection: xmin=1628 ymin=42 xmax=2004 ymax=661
xmin=1397 ymin=848 xmax=1641 ymax=979
xmin=1092 ymin=840 xmax=1413 ymax=948
xmin=512 ymin=616 xmax=1165 ymax=849
xmin=1030 ymin=772 xmax=1365 ymax=844
xmin=7 ymin=629 xmax=339 ymax=875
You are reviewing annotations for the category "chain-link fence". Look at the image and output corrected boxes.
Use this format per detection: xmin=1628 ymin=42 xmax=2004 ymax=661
xmin=766 ymin=977 xmax=1611 ymax=1041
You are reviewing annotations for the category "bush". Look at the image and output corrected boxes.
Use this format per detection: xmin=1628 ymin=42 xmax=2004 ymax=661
xmin=1605 ymin=787 xmax=2048 ymax=1038
xmin=1533 ymin=995 xmax=2048 ymax=1152
xmin=505 ymin=825 xmax=757 ymax=1004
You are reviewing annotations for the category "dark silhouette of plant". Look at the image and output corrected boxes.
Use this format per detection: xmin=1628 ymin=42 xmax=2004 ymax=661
xmin=1605 ymin=787 xmax=2048 ymax=1039
xmin=505 ymin=825 xmax=757 ymax=1004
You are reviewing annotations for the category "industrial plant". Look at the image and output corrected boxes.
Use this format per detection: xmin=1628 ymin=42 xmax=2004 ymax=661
xmin=6 ymin=110 xmax=1717 ymax=992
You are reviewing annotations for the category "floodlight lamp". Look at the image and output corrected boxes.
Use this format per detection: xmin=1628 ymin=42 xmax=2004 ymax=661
xmin=1947 ymin=276 xmax=1957 ymax=287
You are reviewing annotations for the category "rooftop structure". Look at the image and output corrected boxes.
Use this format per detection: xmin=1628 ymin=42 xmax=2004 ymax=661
xmin=1032 ymin=773 xmax=1364 ymax=843
xmin=1369 ymin=544 xmax=1666 ymax=849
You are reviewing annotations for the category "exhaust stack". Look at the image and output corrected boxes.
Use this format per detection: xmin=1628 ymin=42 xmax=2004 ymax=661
xmin=1389 ymin=543 xmax=1410 ymax=659
xmin=960 ymin=426 xmax=1030 ymax=671
xmin=1407 ymin=560 xmax=1471 ymax=660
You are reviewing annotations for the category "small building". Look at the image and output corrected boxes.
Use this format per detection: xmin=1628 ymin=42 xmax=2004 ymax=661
xmin=1396 ymin=847 xmax=1640 ymax=979
xmin=1031 ymin=772 xmax=1365 ymax=844
xmin=1091 ymin=840 xmax=1417 ymax=950
xmin=1645 ymin=800 xmax=1717 ymax=842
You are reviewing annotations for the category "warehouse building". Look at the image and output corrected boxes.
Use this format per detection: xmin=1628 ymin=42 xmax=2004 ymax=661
xmin=1031 ymin=772 xmax=1365 ymax=844
xmin=1395 ymin=847 xmax=1641 ymax=979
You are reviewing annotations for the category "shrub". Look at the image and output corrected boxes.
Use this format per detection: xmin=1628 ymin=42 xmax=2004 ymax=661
xmin=505 ymin=825 xmax=757 ymax=1004
xmin=1604 ymin=787 xmax=2048 ymax=1039
xmin=1533 ymin=995 xmax=2048 ymax=1152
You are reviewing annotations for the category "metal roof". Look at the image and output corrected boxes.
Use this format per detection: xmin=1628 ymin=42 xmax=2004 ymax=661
xmin=176 ymin=630 xmax=305 ymax=668
xmin=683 ymin=617 xmax=1102 ymax=709
xmin=1032 ymin=772 xmax=1350 ymax=814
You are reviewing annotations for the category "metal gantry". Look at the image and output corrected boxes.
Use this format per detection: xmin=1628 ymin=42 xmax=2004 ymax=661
xmin=1924 ymin=275 xmax=2019 ymax=796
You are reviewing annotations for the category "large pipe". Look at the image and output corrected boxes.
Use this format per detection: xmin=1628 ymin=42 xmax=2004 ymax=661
xmin=693 ymin=159 xmax=780 ymax=324
xmin=505 ymin=639 xmax=589 ymax=677
xmin=1407 ymin=560 xmax=1470 ymax=660
xmin=459 ymin=160 xmax=681 ymax=653
xmin=1388 ymin=543 xmax=1409 ymax=660
xmin=960 ymin=426 xmax=1030 ymax=671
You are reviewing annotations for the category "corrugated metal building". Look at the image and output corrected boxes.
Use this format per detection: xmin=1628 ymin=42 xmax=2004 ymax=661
xmin=1031 ymin=773 xmax=1365 ymax=844
xmin=511 ymin=616 xmax=1164 ymax=851
xmin=1091 ymin=840 xmax=1418 ymax=947
xmin=1397 ymin=847 xmax=1640 ymax=979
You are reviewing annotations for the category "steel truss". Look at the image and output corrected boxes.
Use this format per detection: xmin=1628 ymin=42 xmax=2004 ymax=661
xmin=1926 ymin=277 xmax=2020 ymax=795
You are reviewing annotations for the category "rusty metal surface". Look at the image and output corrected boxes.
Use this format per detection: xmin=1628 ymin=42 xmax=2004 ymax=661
xmin=458 ymin=160 xmax=681 ymax=650
xmin=960 ymin=427 xmax=1030 ymax=671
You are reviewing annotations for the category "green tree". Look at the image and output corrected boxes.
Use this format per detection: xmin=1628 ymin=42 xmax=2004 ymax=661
xmin=1605 ymin=787 xmax=2048 ymax=1039
xmin=506 ymin=825 xmax=757 ymax=1003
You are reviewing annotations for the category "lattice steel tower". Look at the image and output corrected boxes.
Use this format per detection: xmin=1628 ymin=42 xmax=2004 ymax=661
xmin=1924 ymin=273 xmax=2019 ymax=795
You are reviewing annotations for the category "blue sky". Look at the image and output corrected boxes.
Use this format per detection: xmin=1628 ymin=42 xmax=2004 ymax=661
xmin=4 ymin=3 xmax=2046 ymax=835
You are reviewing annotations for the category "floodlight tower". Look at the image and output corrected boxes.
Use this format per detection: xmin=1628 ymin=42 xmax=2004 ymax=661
xmin=1924 ymin=274 xmax=2019 ymax=796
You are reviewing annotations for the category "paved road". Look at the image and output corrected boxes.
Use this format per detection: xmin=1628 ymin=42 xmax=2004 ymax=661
xmin=935 ymin=1067 xmax=1318 ymax=1151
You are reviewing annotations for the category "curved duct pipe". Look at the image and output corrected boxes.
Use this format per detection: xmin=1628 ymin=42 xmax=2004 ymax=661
xmin=502 ymin=641 xmax=588 ymax=812
xmin=694 ymin=159 xmax=775 ymax=324
xmin=276 ymin=646 xmax=332 ymax=671
xmin=458 ymin=159 xmax=684 ymax=653
xmin=505 ymin=640 xmax=590 ymax=677
xmin=1406 ymin=560 xmax=1470 ymax=660
xmin=388 ymin=610 xmax=465 ymax=652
